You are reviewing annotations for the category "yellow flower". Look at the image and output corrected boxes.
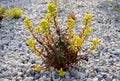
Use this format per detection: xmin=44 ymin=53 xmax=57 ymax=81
xmin=40 ymin=19 xmax=50 ymax=32
xmin=91 ymin=38 xmax=100 ymax=45
xmin=90 ymin=45 xmax=97 ymax=50
xmin=70 ymin=45 xmax=78 ymax=53
xmin=90 ymin=38 xmax=100 ymax=50
xmin=47 ymin=3 xmax=57 ymax=13
xmin=73 ymin=36 xmax=83 ymax=47
xmin=34 ymin=65 xmax=42 ymax=72
xmin=35 ymin=25 xmax=41 ymax=34
xmin=67 ymin=18 xmax=75 ymax=29
xmin=84 ymin=27 xmax=93 ymax=37
xmin=58 ymin=68 xmax=66 ymax=77
xmin=45 ymin=13 xmax=51 ymax=18
xmin=86 ymin=27 xmax=92 ymax=34
xmin=83 ymin=14 xmax=92 ymax=23
xmin=28 ymin=38 xmax=36 ymax=50
xmin=24 ymin=18 xmax=33 ymax=29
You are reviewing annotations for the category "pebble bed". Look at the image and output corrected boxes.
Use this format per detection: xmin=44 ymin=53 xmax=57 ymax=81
xmin=0 ymin=0 xmax=120 ymax=81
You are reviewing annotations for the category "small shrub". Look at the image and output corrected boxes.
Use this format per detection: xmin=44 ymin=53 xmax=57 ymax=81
xmin=6 ymin=8 xmax=23 ymax=19
xmin=24 ymin=3 xmax=100 ymax=71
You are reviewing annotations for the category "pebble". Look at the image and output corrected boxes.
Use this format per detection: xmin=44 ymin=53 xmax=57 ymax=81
xmin=34 ymin=73 xmax=41 ymax=80
xmin=95 ymin=68 xmax=101 ymax=73
xmin=112 ymin=79 xmax=117 ymax=81
xmin=3 ymin=79 xmax=9 ymax=81
xmin=23 ymin=77 xmax=33 ymax=81
xmin=92 ymin=77 xmax=99 ymax=81
xmin=86 ymin=78 xmax=92 ymax=81
xmin=29 ymin=70 xmax=36 ymax=76
xmin=114 ymin=52 xmax=120 ymax=57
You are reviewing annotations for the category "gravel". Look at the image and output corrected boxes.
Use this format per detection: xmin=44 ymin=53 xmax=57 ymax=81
xmin=0 ymin=0 xmax=120 ymax=81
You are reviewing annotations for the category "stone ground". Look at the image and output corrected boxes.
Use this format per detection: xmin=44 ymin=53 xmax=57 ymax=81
xmin=0 ymin=0 xmax=120 ymax=81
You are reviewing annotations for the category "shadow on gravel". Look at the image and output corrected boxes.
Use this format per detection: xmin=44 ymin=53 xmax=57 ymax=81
xmin=96 ymin=0 xmax=120 ymax=34
xmin=97 ymin=0 xmax=120 ymax=22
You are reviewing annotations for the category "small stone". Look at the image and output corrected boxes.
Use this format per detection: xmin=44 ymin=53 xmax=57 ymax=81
xmin=114 ymin=52 xmax=120 ymax=57
xmin=83 ymin=57 xmax=89 ymax=61
xmin=31 ymin=59 xmax=36 ymax=64
xmin=64 ymin=78 xmax=74 ymax=81
xmin=103 ymin=48 xmax=109 ymax=53
xmin=69 ymin=70 xmax=76 ymax=77
xmin=86 ymin=78 xmax=92 ymax=81
xmin=101 ymin=79 xmax=106 ymax=81
xmin=71 ymin=77 xmax=75 ymax=80
xmin=12 ymin=72 xmax=18 ymax=77
xmin=103 ymin=36 xmax=111 ymax=41
xmin=92 ymin=77 xmax=98 ymax=81
xmin=40 ymin=10 xmax=47 ymax=13
xmin=102 ymin=74 xmax=107 ymax=79
xmin=52 ymin=77 xmax=60 ymax=81
xmin=1 ymin=67 xmax=8 ymax=71
xmin=0 ymin=70 xmax=2 ymax=73
xmin=2 ymin=71 xmax=11 ymax=77
xmin=3 ymin=79 xmax=9 ymax=81
xmin=18 ymin=43 xmax=22 ymax=48
xmin=20 ymin=68 xmax=27 ymax=72
xmin=95 ymin=68 xmax=101 ymax=73
xmin=44 ymin=71 xmax=50 ymax=76
xmin=73 ymin=80 xmax=77 ymax=81
xmin=112 ymin=79 xmax=117 ymax=81
xmin=34 ymin=73 xmax=41 ymax=80
xmin=23 ymin=77 xmax=33 ymax=81
xmin=79 ymin=67 xmax=86 ymax=73
xmin=65 ymin=75 xmax=70 ymax=79
xmin=29 ymin=70 xmax=36 ymax=76
xmin=54 ymin=74 xmax=59 ymax=79
xmin=80 ymin=73 xmax=85 ymax=79
xmin=0 ymin=74 xmax=3 ymax=78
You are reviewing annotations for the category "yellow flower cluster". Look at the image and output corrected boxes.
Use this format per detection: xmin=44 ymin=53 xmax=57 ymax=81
xmin=46 ymin=13 xmax=51 ymax=18
xmin=34 ymin=65 xmax=42 ymax=72
xmin=84 ymin=27 xmax=93 ymax=38
xmin=35 ymin=25 xmax=41 ymax=34
xmin=58 ymin=68 xmax=66 ymax=76
xmin=67 ymin=18 xmax=75 ymax=29
xmin=83 ymin=14 xmax=92 ymax=23
xmin=7 ymin=8 xmax=23 ymax=19
xmin=27 ymin=38 xmax=36 ymax=50
xmin=47 ymin=3 xmax=57 ymax=13
xmin=91 ymin=38 xmax=100 ymax=45
xmin=40 ymin=19 xmax=50 ymax=32
xmin=90 ymin=38 xmax=100 ymax=50
xmin=45 ymin=13 xmax=53 ymax=23
xmin=69 ymin=36 xmax=84 ymax=52
xmin=70 ymin=45 xmax=78 ymax=53
xmin=74 ymin=36 xmax=83 ymax=47
xmin=24 ymin=18 xmax=33 ymax=30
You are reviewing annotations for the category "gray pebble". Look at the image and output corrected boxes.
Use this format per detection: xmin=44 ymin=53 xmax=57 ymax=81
xmin=86 ymin=78 xmax=92 ymax=81
xmin=3 ymin=79 xmax=9 ymax=81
